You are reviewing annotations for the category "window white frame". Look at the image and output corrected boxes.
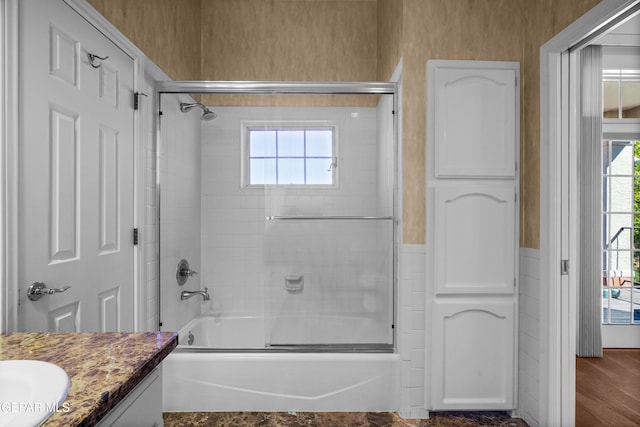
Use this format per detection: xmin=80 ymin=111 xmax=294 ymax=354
xmin=241 ymin=120 xmax=338 ymax=188
xmin=600 ymin=46 xmax=640 ymax=339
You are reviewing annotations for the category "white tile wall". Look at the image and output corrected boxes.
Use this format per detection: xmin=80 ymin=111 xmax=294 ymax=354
xmin=398 ymin=244 xmax=429 ymax=419
xmin=518 ymin=248 xmax=541 ymax=427
xmin=199 ymin=105 xmax=394 ymax=345
xmin=157 ymin=94 xmax=202 ymax=333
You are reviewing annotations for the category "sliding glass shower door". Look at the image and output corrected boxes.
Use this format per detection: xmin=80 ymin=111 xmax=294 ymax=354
xmin=158 ymin=82 xmax=397 ymax=351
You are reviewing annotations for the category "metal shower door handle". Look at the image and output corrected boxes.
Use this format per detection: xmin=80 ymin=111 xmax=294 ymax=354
xmin=27 ymin=282 xmax=71 ymax=301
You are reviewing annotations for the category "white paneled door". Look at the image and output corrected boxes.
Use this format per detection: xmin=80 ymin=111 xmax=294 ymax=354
xmin=427 ymin=60 xmax=519 ymax=410
xmin=18 ymin=0 xmax=135 ymax=332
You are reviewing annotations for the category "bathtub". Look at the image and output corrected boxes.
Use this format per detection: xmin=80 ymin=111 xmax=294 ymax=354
xmin=162 ymin=315 xmax=400 ymax=412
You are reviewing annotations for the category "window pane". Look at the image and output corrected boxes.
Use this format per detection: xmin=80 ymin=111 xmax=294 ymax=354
xmin=278 ymin=159 xmax=304 ymax=184
xmin=621 ymin=81 xmax=640 ymax=118
xmin=609 ymin=177 xmax=634 ymax=212
xmin=278 ymin=131 xmax=304 ymax=157
xmin=605 ymin=214 xmax=634 ymax=250
xmin=608 ymin=141 xmax=634 ymax=175
xmin=250 ymin=159 xmax=276 ymax=184
xmin=306 ymin=130 xmax=333 ymax=157
xmin=306 ymin=159 xmax=333 ymax=185
xmin=606 ymin=300 xmax=631 ymax=324
xmin=250 ymin=130 xmax=276 ymax=157
xmin=603 ymin=81 xmax=620 ymax=118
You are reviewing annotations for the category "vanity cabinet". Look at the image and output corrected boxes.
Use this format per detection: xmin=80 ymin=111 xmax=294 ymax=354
xmin=426 ymin=60 xmax=520 ymax=411
xmin=96 ymin=367 xmax=163 ymax=427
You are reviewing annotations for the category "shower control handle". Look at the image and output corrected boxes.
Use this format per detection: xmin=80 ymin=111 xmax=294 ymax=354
xmin=179 ymin=268 xmax=198 ymax=277
xmin=176 ymin=259 xmax=197 ymax=286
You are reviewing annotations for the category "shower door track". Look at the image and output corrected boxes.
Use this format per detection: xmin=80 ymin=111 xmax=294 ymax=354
xmin=174 ymin=344 xmax=395 ymax=353
xmin=266 ymin=216 xmax=393 ymax=221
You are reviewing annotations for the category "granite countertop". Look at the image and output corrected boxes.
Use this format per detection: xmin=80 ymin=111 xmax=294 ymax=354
xmin=0 ymin=331 xmax=177 ymax=426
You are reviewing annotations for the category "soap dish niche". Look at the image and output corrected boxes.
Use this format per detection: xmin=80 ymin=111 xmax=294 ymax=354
xmin=284 ymin=275 xmax=304 ymax=292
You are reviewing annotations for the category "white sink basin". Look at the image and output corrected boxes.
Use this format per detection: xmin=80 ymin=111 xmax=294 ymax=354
xmin=0 ymin=360 xmax=70 ymax=427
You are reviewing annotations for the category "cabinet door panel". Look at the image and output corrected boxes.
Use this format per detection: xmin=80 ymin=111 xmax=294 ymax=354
xmin=433 ymin=64 xmax=517 ymax=178
xmin=431 ymin=300 xmax=515 ymax=410
xmin=434 ymin=184 xmax=516 ymax=295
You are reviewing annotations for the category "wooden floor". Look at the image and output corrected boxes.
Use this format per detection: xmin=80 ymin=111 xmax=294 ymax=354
xmin=576 ymin=349 xmax=640 ymax=427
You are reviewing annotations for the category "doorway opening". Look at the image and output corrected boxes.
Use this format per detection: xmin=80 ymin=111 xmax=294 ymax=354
xmin=541 ymin=1 xmax=640 ymax=425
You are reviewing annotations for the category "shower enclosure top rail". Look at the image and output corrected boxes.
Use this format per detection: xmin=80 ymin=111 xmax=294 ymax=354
xmin=156 ymin=80 xmax=397 ymax=95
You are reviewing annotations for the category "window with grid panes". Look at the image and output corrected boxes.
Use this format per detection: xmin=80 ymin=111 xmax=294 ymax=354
xmin=602 ymin=140 xmax=640 ymax=324
xmin=245 ymin=125 xmax=336 ymax=186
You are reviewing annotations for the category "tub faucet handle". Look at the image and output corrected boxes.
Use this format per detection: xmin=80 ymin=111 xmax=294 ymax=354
xmin=176 ymin=259 xmax=197 ymax=285
xmin=180 ymin=267 xmax=198 ymax=277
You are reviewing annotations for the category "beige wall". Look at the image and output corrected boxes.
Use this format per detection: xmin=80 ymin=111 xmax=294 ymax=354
xmin=199 ymin=0 xmax=377 ymax=81
xmin=87 ymin=0 xmax=606 ymax=249
xmin=377 ymin=0 xmax=403 ymax=82
xmin=199 ymin=0 xmax=378 ymax=107
xmin=521 ymin=0 xmax=602 ymax=248
xmin=88 ymin=0 xmax=202 ymax=81
xmin=399 ymin=0 xmax=525 ymax=245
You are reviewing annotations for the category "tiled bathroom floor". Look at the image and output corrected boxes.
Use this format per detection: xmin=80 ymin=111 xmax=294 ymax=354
xmin=163 ymin=412 xmax=529 ymax=426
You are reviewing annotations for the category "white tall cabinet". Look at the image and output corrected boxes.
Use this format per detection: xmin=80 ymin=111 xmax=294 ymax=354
xmin=425 ymin=60 xmax=520 ymax=411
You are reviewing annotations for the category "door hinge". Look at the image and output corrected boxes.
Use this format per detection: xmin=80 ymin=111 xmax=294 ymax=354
xmin=560 ymin=259 xmax=569 ymax=275
xmin=134 ymin=92 xmax=147 ymax=110
xmin=133 ymin=228 xmax=139 ymax=246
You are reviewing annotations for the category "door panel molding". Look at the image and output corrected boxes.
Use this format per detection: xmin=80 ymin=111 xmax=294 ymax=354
xmin=49 ymin=105 xmax=79 ymax=263
xmin=49 ymin=24 xmax=80 ymax=88
xmin=48 ymin=300 xmax=80 ymax=332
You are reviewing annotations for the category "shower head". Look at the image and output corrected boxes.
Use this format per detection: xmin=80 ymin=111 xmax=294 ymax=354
xmin=200 ymin=106 xmax=217 ymax=121
xmin=179 ymin=102 xmax=217 ymax=121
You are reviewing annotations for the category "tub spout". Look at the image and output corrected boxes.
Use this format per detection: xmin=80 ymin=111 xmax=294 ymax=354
xmin=181 ymin=287 xmax=210 ymax=301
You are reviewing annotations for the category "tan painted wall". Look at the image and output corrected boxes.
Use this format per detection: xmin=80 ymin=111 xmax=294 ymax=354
xmin=377 ymin=0 xmax=403 ymax=81
xmin=87 ymin=0 xmax=606 ymax=249
xmin=520 ymin=0 xmax=603 ymax=248
xmin=400 ymin=0 xmax=525 ymax=244
xmin=88 ymin=0 xmax=202 ymax=81
xmin=199 ymin=0 xmax=377 ymax=107
xmin=199 ymin=0 xmax=376 ymax=81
